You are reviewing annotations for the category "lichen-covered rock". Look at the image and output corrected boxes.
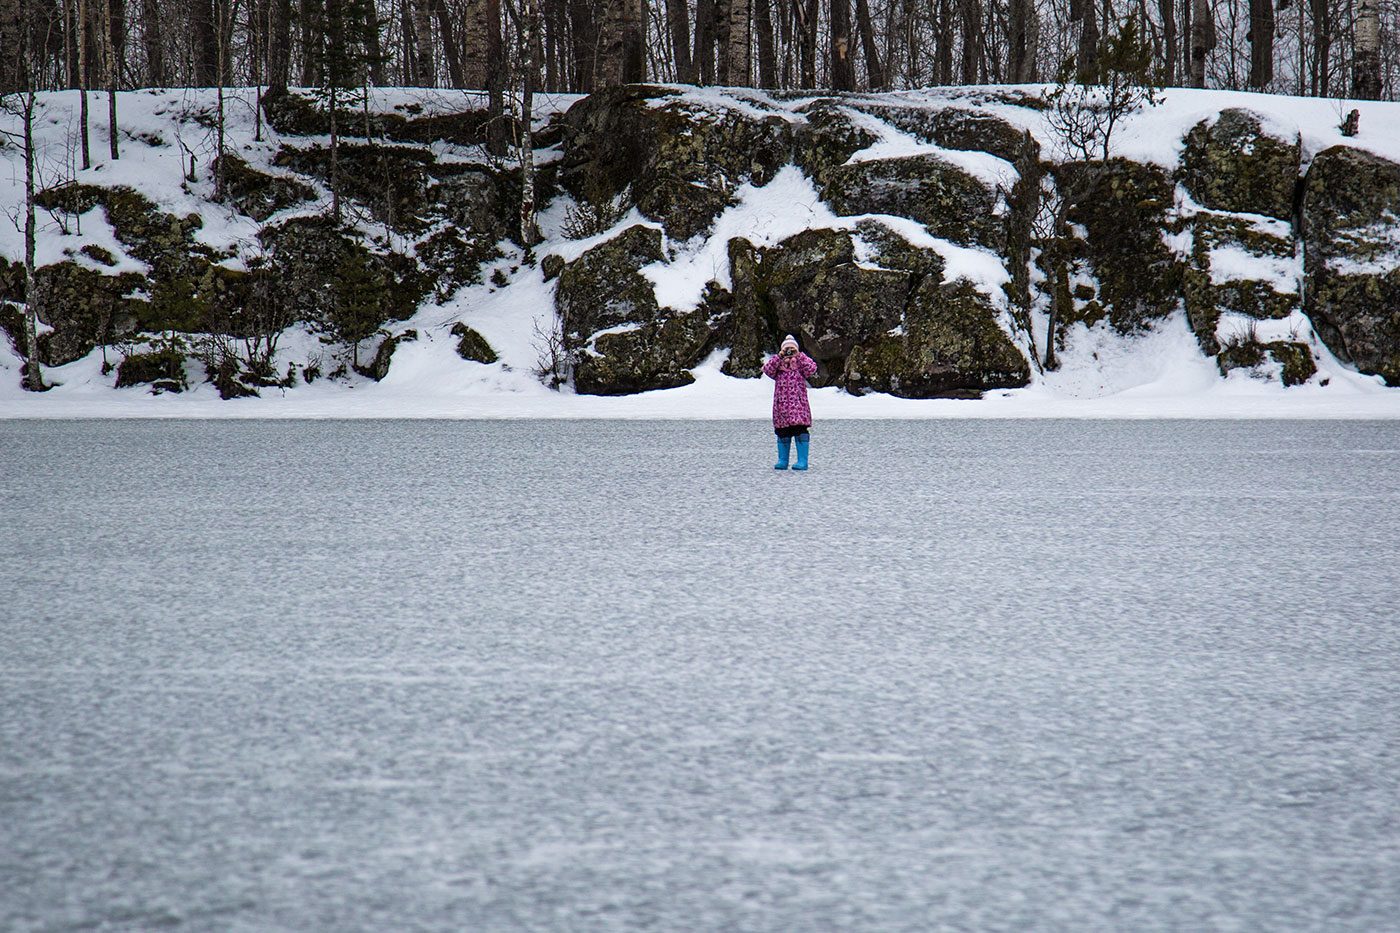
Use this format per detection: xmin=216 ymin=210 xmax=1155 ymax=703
xmin=559 ymin=87 xmax=793 ymax=241
xmin=555 ymin=224 xmax=715 ymax=394
xmin=854 ymin=219 xmax=946 ymax=277
xmin=1181 ymin=211 xmax=1299 ymax=353
xmin=1180 ymin=109 xmax=1300 ymax=221
xmin=720 ymin=238 xmax=768 ymax=378
xmin=1062 ymin=158 xmax=1181 ymax=331
xmin=759 ymin=228 xmax=909 ymax=379
xmin=260 ymin=87 xmax=491 ymax=146
xmin=842 ymin=279 xmax=1029 ymax=398
xmin=360 ymin=329 xmax=417 ymax=381
xmin=1217 ymin=339 xmax=1316 ymax=386
xmin=716 ymin=225 xmax=1025 ymax=394
xmin=34 ymin=263 xmax=145 ymax=364
xmin=857 ymin=105 xmax=1038 ymax=165
xmin=556 ymin=224 xmax=666 ymax=345
xmin=822 ymin=154 xmax=1002 ymax=249
xmin=792 ymin=99 xmax=879 ymax=187
xmin=273 ymin=144 xmax=436 ymax=231
xmin=115 ymin=345 xmax=188 ymax=393
xmin=214 ymin=154 xmax=315 ymax=222
xmin=429 ymin=164 xmax=514 ymax=240
xmin=1301 ymin=146 xmax=1400 ymax=385
xmin=451 ymin=322 xmax=498 ymax=363
xmin=574 ymin=309 xmax=714 ymax=395
xmin=417 ymin=228 xmax=501 ymax=301
xmin=259 ymin=215 xmax=425 ymax=330
xmin=36 ymin=184 xmax=204 ymax=278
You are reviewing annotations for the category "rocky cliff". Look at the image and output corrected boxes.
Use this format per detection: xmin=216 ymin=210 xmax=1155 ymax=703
xmin=2 ymin=84 xmax=1397 ymax=399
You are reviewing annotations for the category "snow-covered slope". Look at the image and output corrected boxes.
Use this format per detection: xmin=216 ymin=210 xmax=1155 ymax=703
xmin=1 ymin=84 xmax=1398 ymax=419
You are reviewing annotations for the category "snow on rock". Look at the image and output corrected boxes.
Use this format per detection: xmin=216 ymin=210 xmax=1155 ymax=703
xmin=2 ymin=84 xmax=1399 ymax=418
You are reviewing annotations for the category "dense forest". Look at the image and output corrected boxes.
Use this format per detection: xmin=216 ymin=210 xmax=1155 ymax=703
xmin=0 ymin=0 xmax=1395 ymax=104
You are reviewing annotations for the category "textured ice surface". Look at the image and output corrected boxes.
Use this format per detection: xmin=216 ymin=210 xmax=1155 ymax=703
xmin=2 ymin=419 xmax=1399 ymax=932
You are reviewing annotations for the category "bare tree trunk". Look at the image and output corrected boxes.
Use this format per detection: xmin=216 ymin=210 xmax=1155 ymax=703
xmin=1159 ymin=0 xmax=1175 ymax=84
xmin=437 ymin=0 xmax=464 ymax=86
xmin=795 ymin=0 xmax=816 ymax=86
xmin=365 ymin=0 xmax=384 ymax=85
xmin=517 ymin=0 xmax=541 ymax=246
xmin=194 ymin=0 xmax=218 ymax=84
xmin=935 ymin=0 xmax=952 ymax=84
xmin=1008 ymin=0 xmax=1035 ymax=83
xmin=693 ymin=0 xmax=715 ymax=83
xmin=1309 ymin=0 xmax=1330 ymax=95
xmin=1353 ymin=0 xmax=1380 ymax=98
xmin=267 ymin=0 xmax=289 ymax=89
xmin=830 ymin=0 xmax=851 ymax=89
xmin=959 ymin=0 xmax=982 ymax=84
xmin=412 ymin=0 xmax=434 ymax=85
xmin=464 ymin=0 xmax=491 ymax=86
xmin=726 ymin=0 xmax=751 ymax=85
xmin=854 ymin=0 xmax=883 ymax=89
xmin=668 ymin=0 xmax=695 ymax=82
xmin=754 ymin=0 xmax=775 ymax=86
xmin=330 ymin=81 xmax=339 ymax=221
xmin=141 ymin=0 xmax=164 ymax=85
xmin=487 ymin=0 xmax=508 ymax=151
xmin=1189 ymin=0 xmax=1213 ymax=87
xmin=103 ymin=0 xmax=117 ymax=159
xmin=22 ymin=88 xmax=43 ymax=391
xmin=1077 ymin=0 xmax=1099 ymax=79
xmin=621 ymin=0 xmax=644 ymax=81
xmin=1247 ymin=0 xmax=1273 ymax=88
xmin=78 ymin=0 xmax=90 ymax=167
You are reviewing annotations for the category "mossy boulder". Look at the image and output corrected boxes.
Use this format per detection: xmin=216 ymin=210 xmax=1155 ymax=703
xmin=34 ymin=263 xmax=145 ymax=364
xmin=115 ymin=345 xmax=189 ymax=393
xmin=416 ymin=227 xmax=501 ymax=301
xmin=429 ymin=165 xmax=514 ymax=240
xmin=559 ymin=87 xmax=793 ymax=241
xmin=759 ymin=228 xmax=909 ymax=380
xmin=214 ymin=154 xmax=315 ymax=222
xmin=822 ymin=154 xmax=1002 ymax=249
xmin=1062 ymin=158 xmax=1181 ymax=331
xmin=857 ymin=105 xmax=1038 ymax=165
xmin=842 ymin=278 xmax=1030 ymax=398
xmin=259 ymin=215 xmax=425 ymax=330
xmin=792 ymin=99 xmax=879 ymax=187
xmin=36 ymin=184 xmax=204 ymax=278
xmin=1217 ymin=339 xmax=1316 ymax=386
xmin=556 ymin=224 xmax=666 ymax=344
xmin=450 ymin=323 xmax=498 ymax=363
xmin=555 ymin=223 xmax=715 ymax=393
xmin=720 ymin=238 xmax=768 ymax=378
xmin=574 ymin=308 xmax=714 ymax=395
xmin=719 ymin=225 xmax=1025 ymax=393
xmin=1181 ymin=211 xmax=1299 ymax=353
xmin=273 ymin=144 xmax=436 ymax=231
xmin=1300 ymin=146 xmax=1400 ymax=385
xmin=1180 ymin=109 xmax=1300 ymax=221
xmin=359 ymin=329 xmax=417 ymax=381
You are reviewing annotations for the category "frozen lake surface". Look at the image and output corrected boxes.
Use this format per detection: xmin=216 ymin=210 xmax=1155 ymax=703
xmin=3 ymin=419 xmax=1399 ymax=932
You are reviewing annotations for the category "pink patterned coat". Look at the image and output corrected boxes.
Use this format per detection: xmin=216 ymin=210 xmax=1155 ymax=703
xmin=763 ymin=351 xmax=817 ymax=430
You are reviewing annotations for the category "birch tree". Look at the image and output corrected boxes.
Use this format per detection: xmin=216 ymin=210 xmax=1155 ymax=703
xmin=1354 ymin=0 xmax=1382 ymax=98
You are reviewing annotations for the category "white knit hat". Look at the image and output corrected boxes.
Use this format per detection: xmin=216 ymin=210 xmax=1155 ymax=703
xmin=781 ymin=335 xmax=799 ymax=351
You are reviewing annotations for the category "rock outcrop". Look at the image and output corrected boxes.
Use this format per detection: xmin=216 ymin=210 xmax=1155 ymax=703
xmin=1301 ymin=146 xmax=1400 ymax=386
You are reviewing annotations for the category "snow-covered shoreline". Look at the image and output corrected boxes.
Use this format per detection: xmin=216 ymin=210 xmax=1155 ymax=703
xmin=3 ymin=84 xmax=1399 ymax=420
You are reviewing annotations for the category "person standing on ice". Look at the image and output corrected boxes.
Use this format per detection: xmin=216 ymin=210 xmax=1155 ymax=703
xmin=763 ymin=335 xmax=818 ymax=470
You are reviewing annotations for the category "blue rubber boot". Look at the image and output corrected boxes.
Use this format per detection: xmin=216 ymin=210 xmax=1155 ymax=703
xmin=794 ymin=433 xmax=810 ymax=470
xmin=774 ymin=436 xmax=791 ymax=470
